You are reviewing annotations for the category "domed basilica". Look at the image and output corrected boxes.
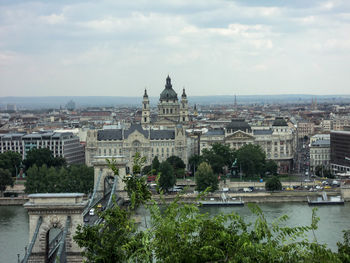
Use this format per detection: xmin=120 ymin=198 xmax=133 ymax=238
xmin=141 ymin=75 xmax=189 ymax=127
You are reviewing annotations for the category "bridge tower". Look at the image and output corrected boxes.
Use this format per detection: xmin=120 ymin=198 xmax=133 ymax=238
xmin=23 ymin=193 xmax=87 ymax=263
xmin=92 ymin=156 xmax=128 ymax=201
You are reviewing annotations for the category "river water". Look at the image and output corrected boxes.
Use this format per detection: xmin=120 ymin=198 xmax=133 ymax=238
xmin=1 ymin=203 xmax=350 ymax=262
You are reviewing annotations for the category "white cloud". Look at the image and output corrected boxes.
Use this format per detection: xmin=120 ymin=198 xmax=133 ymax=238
xmin=40 ymin=13 xmax=65 ymax=25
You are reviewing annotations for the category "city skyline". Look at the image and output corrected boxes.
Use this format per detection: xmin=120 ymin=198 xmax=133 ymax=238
xmin=1 ymin=0 xmax=350 ymax=97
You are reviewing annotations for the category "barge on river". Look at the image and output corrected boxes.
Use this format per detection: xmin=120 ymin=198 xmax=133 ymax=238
xmin=198 ymin=193 xmax=244 ymax=206
xmin=307 ymin=192 xmax=344 ymax=205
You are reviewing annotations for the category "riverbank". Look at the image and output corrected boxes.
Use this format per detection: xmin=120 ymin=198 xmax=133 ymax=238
xmin=151 ymin=190 xmax=342 ymax=204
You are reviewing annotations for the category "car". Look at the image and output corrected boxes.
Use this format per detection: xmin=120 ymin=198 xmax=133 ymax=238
xmin=286 ymin=187 xmax=293 ymax=191
xmin=324 ymin=186 xmax=332 ymax=190
xmin=97 ymin=203 xmax=102 ymax=209
xmin=89 ymin=208 xmax=95 ymax=216
xmin=304 ymin=179 xmax=311 ymax=182
xmin=332 ymin=180 xmax=340 ymax=186
xmin=84 ymin=217 xmax=89 ymax=223
xmin=243 ymin=188 xmax=252 ymax=192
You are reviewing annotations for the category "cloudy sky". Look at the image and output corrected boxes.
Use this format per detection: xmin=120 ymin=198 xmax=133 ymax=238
xmin=0 ymin=0 xmax=350 ymax=97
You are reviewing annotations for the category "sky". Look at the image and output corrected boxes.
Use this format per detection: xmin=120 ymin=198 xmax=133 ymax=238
xmin=0 ymin=0 xmax=350 ymax=97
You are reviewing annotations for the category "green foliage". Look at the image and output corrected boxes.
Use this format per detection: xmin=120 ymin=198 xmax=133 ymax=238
xmin=151 ymin=156 xmax=160 ymax=173
xmin=0 ymin=151 xmax=22 ymax=177
xmin=158 ymin=161 xmax=175 ymax=192
xmin=141 ymin=165 xmax=151 ymax=175
xmin=265 ymin=176 xmax=282 ymax=191
xmin=74 ymin=154 xmax=348 ymax=263
xmin=23 ymin=148 xmax=66 ymax=171
xmin=166 ymin=155 xmax=186 ymax=178
xmin=195 ymin=162 xmax=218 ymax=192
xmin=74 ymin=204 xmax=144 ymax=263
xmin=338 ymin=230 xmax=350 ymax=262
xmin=265 ymin=159 xmax=278 ymax=175
xmin=188 ymin=154 xmax=203 ymax=173
xmin=25 ymin=164 xmax=93 ymax=194
xmin=236 ymin=144 xmax=266 ymax=177
xmin=315 ymin=165 xmax=333 ymax=178
xmin=201 ymin=143 xmax=235 ymax=174
xmin=132 ymin=152 xmax=146 ymax=174
xmin=0 ymin=168 xmax=13 ymax=196
xmin=75 ymin=194 xmax=342 ymax=262
xmin=107 ymin=155 xmax=151 ymax=210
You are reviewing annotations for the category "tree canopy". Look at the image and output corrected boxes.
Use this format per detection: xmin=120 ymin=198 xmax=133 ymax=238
xmin=0 ymin=168 xmax=13 ymax=197
xmin=195 ymin=162 xmax=218 ymax=192
xmin=265 ymin=176 xmax=282 ymax=191
xmin=201 ymin=143 xmax=235 ymax=175
xmin=0 ymin=151 xmax=22 ymax=177
xmin=74 ymin=161 xmax=350 ymax=263
xmin=25 ymin=164 xmax=93 ymax=194
xmin=166 ymin=155 xmax=186 ymax=178
xmin=158 ymin=161 xmax=175 ymax=192
xmin=23 ymin=148 xmax=66 ymax=171
xmin=151 ymin=156 xmax=160 ymax=173
xmin=236 ymin=144 xmax=266 ymax=177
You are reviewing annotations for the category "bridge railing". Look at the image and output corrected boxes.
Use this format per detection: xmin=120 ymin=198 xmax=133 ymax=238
xmin=54 ymin=216 xmax=71 ymax=263
xmin=22 ymin=216 xmax=42 ymax=263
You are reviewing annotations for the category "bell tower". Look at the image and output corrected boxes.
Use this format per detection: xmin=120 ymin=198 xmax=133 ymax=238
xmin=180 ymin=88 xmax=189 ymax=123
xmin=141 ymin=88 xmax=150 ymax=126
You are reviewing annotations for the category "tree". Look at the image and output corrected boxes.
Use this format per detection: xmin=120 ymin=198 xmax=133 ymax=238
xmin=265 ymin=159 xmax=278 ymax=175
xmin=265 ymin=176 xmax=282 ymax=191
xmin=141 ymin=165 xmax=151 ymax=175
xmin=74 ymin=204 xmax=145 ymax=262
xmin=0 ymin=168 xmax=13 ymax=197
xmin=0 ymin=151 xmax=22 ymax=177
xmin=166 ymin=155 xmax=186 ymax=178
xmin=195 ymin=162 xmax=218 ymax=192
xmin=158 ymin=161 xmax=175 ymax=192
xmin=132 ymin=152 xmax=146 ymax=174
xmin=107 ymin=155 xmax=151 ymax=210
xmin=315 ymin=165 xmax=333 ymax=178
xmin=25 ymin=164 xmax=94 ymax=194
xmin=188 ymin=154 xmax=203 ymax=174
xmin=23 ymin=148 xmax=66 ymax=171
xmin=236 ymin=144 xmax=266 ymax=177
xmin=151 ymin=156 xmax=160 ymax=173
xmin=201 ymin=143 xmax=235 ymax=175
xmin=75 ymin=181 xmax=342 ymax=262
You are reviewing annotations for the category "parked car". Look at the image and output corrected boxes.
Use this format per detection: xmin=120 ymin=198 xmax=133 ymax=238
xmin=243 ymin=188 xmax=252 ymax=192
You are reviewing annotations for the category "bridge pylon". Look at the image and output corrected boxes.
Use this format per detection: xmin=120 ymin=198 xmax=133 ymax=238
xmin=23 ymin=193 xmax=87 ymax=263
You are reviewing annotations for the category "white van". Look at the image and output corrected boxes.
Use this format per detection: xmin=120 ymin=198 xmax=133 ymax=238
xmin=89 ymin=208 xmax=95 ymax=216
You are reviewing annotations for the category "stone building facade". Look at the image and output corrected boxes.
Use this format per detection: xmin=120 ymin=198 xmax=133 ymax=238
xmin=85 ymin=124 xmax=189 ymax=172
xmin=200 ymin=118 xmax=296 ymax=173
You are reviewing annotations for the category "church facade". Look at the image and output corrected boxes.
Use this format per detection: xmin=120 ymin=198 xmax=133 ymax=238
xmin=142 ymin=75 xmax=189 ymax=127
xmin=85 ymin=76 xmax=193 ymax=172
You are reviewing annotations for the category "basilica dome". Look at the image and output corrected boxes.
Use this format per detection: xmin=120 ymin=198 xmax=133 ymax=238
xmin=160 ymin=75 xmax=178 ymax=101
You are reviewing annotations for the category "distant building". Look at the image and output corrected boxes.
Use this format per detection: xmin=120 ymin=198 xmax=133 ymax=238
xmin=0 ymin=132 xmax=85 ymax=164
xmin=331 ymin=131 xmax=350 ymax=174
xmin=297 ymin=121 xmax=315 ymax=139
xmin=310 ymin=139 xmax=330 ymax=173
xmin=65 ymin=100 xmax=76 ymax=111
xmin=200 ymin=117 xmax=296 ymax=173
xmin=85 ymin=123 xmax=190 ymax=171
xmin=6 ymin=104 xmax=17 ymax=111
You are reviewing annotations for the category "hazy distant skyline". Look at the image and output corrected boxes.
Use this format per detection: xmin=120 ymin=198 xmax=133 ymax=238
xmin=1 ymin=0 xmax=350 ymax=97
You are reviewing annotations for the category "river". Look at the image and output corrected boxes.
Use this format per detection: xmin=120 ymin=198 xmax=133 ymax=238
xmin=1 ymin=203 xmax=350 ymax=262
